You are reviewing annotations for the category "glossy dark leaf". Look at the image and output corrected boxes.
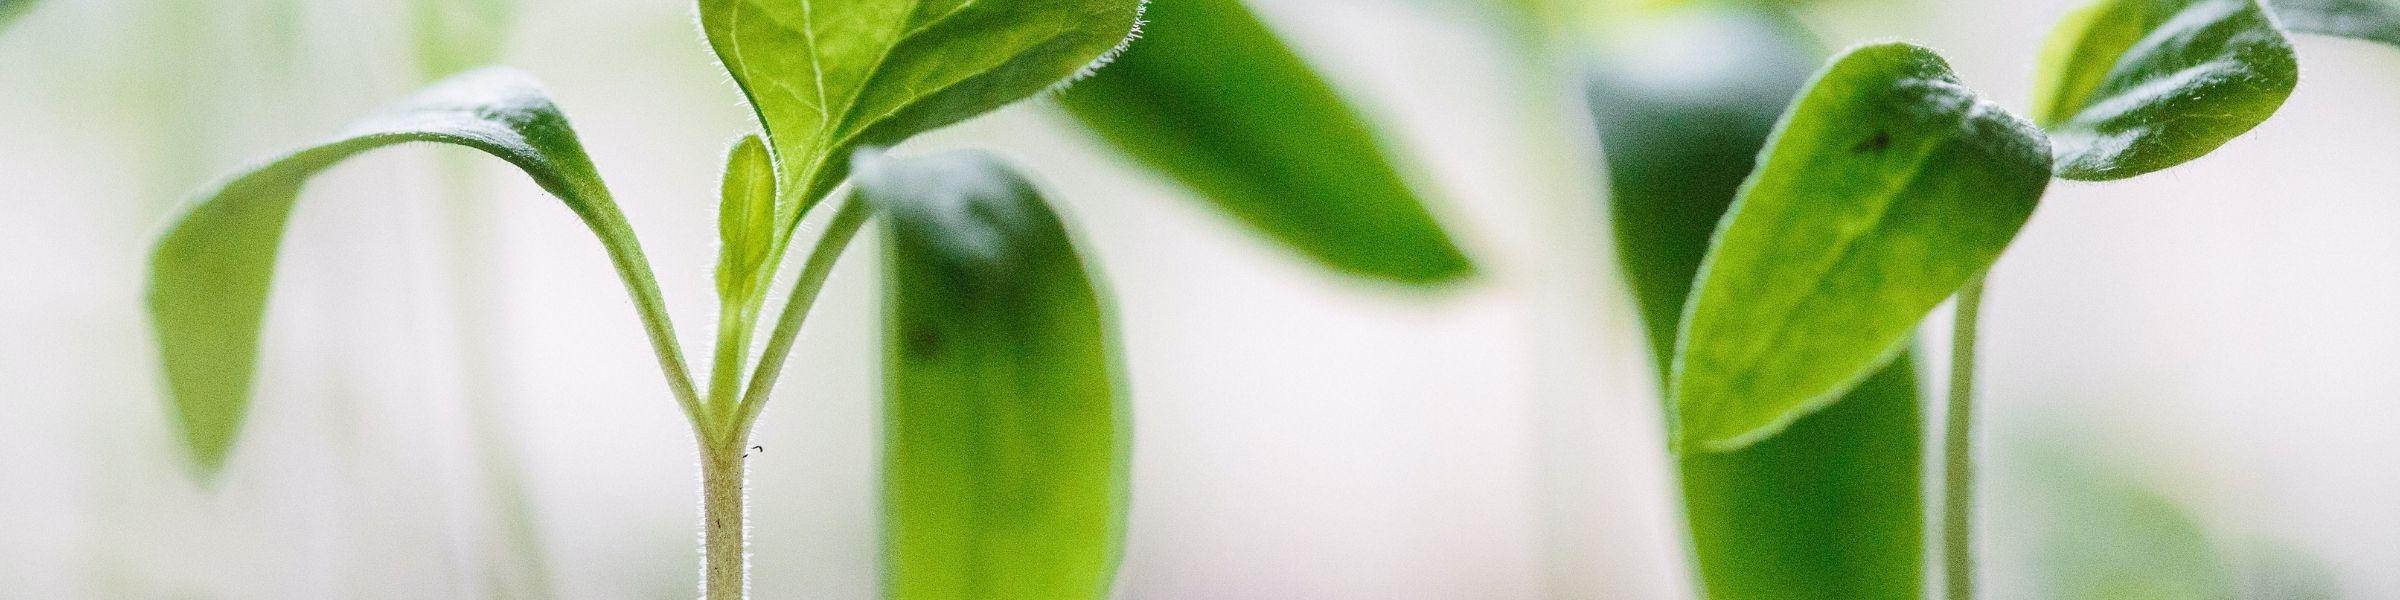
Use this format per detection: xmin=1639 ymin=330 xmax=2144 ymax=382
xmin=1671 ymin=42 xmax=2051 ymax=451
xmin=1591 ymin=11 xmax=1922 ymax=599
xmin=2034 ymin=0 xmax=2298 ymax=180
xmin=1059 ymin=0 xmax=1475 ymax=284
xmin=861 ymin=150 xmax=1127 ymax=600
xmin=148 ymin=68 xmax=689 ymax=478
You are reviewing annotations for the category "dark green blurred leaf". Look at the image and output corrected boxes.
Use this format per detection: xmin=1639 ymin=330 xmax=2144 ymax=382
xmin=1672 ymin=42 xmax=2050 ymax=451
xmin=2273 ymin=0 xmax=2400 ymax=47
xmin=697 ymin=0 xmax=1145 ymax=222
xmin=0 ymin=0 xmax=32 ymax=31
xmin=411 ymin=0 xmax=514 ymax=79
xmin=2033 ymin=0 xmax=2297 ymax=180
xmin=862 ymin=150 xmax=1127 ymax=600
xmin=1059 ymin=0 xmax=1474 ymax=284
xmin=1592 ymin=11 xmax=1921 ymax=599
xmin=148 ymin=68 xmax=681 ymax=479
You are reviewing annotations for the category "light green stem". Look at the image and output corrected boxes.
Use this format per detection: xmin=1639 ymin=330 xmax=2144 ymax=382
xmin=700 ymin=436 xmax=750 ymax=600
xmin=1944 ymin=275 xmax=1986 ymax=600
xmin=732 ymin=198 xmax=873 ymax=434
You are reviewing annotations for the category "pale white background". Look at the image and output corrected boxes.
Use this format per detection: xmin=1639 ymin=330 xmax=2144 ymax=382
xmin=2 ymin=0 xmax=2396 ymax=597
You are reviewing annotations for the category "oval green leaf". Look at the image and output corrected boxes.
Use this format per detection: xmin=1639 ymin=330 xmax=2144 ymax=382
xmin=148 ymin=68 xmax=694 ymax=479
xmin=1591 ymin=11 xmax=1924 ymax=599
xmin=717 ymin=134 xmax=779 ymax=307
xmin=698 ymin=0 xmax=1145 ymax=221
xmin=1671 ymin=42 xmax=2051 ymax=452
xmin=860 ymin=150 xmax=1127 ymax=600
xmin=2033 ymin=0 xmax=2298 ymax=181
xmin=1058 ymin=0 xmax=1474 ymax=285
xmin=2272 ymin=0 xmax=2400 ymax=47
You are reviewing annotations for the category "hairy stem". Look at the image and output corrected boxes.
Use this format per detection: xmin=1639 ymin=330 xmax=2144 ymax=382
xmin=700 ymin=437 xmax=750 ymax=600
xmin=733 ymin=198 xmax=873 ymax=434
xmin=1944 ymin=275 xmax=1986 ymax=600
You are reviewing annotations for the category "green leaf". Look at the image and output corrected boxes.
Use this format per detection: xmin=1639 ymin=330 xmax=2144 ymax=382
xmin=1058 ymin=0 xmax=1474 ymax=284
xmin=1671 ymin=42 xmax=2050 ymax=451
xmin=411 ymin=0 xmax=515 ymax=79
xmin=2272 ymin=0 xmax=2400 ymax=48
xmin=1592 ymin=10 xmax=1922 ymax=599
xmin=1 ymin=0 xmax=34 ymax=30
xmin=716 ymin=134 xmax=779 ymax=307
xmin=697 ymin=0 xmax=1145 ymax=223
xmin=2032 ymin=0 xmax=2298 ymax=180
xmin=148 ymin=68 xmax=697 ymax=479
xmin=863 ymin=150 xmax=1127 ymax=600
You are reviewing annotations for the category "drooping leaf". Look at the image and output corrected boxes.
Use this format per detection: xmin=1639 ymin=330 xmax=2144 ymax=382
xmin=862 ymin=150 xmax=1127 ymax=600
xmin=1671 ymin=42 xmax=2050 ymax=451
xmin=148 ymin=68 xmax=693 ymax=478
xmin=1593 ymin=10 xmax=1924 ymax=599
xmin=2033 ymin=0 xmax=2298 ymax=180
xmin=2272 ymin=0 xmax=2400 ymax=48
xmin=1058 ymin=0 xmax=1474 ymax=285
xmin=697 ymin=0 xmax=1145 ymax=224
xmin=411 ymin=0 xmax=515 ymax=79
xmin=716 ymin=134 xmax=779 ymax=307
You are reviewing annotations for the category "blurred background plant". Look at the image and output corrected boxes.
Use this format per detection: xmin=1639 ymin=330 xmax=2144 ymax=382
xmin=2 ymin=0 xmax=2395 ymax=597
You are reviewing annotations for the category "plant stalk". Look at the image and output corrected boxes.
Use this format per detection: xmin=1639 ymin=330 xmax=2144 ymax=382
xmin=1943 ymin=275 xmax=1986 ymax=600
xmin=701 ymin=437 xmax=750 ymax=600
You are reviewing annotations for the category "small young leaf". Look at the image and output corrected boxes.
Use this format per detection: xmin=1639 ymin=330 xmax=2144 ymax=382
xmin=2272 ymin=0 xmax=2400 ymax=47
xmin=2033 ymin=0 xmax=2298 ymax=180
xmin=1058 ymin=0 xmax=1475 ymax=285
xmin=149 ymin=68 xmax=691 ymax=478
xmin=698 ymin=0 xmax=1145 ymax=221
xmin=1672 ymin=43 xmax=2050 ymax=451
xmin=716 ymin=134 xmax=778 ymax=306
xmin=1592 ymin=11 xmax=1924 ymax=599
xmin=861 ymin=150 xmax=1126 ymax=600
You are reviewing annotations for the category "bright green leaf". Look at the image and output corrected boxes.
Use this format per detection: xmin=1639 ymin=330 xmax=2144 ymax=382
xmin=2033 ymin=0 xmax=2298 ymax=180
xmin=716 ymin=134 xmax=779 ymax=307
xmin=1058 ymin=0 xmax=1475 ymax=285
xmin=2272 ymin=0 xmax=2400 ymax=48
xmin=1592 ymin=10 xmax=1922 ymax=599
xmin=862 ymin=150 xmax=1127 ymax=600
xmin=697 ymin=0 xmax=1144 ymax=224
xmin=1671 ymin=42 xmax=2050 ymax=451
xmin=411 ymin=0 xmax=515 ymax=79
xmin=148 ymin=68 xmax=693 ymax=479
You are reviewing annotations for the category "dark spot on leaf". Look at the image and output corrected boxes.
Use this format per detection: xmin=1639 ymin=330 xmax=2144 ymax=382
xmin=1853 ymin=131 xmax=1892 ymax=154
xmin=905 ymin=327 xmax=943 ymax=359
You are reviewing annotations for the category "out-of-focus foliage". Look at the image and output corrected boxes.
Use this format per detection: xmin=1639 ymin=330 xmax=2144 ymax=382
xmin=2023 ymin=447 xmax=2341 ymax=600
xmin=1670 ymin=43 xmax=2050 ymax=451
xmin=694 ymin=0 xmax=1144 ymax=223
xmin=411 ymin=0 xmax=514 ymax=79
xmin=0 ymin=0 xmax=33 ymax=31
xmin=147 ymin=69 xmax=680 ymax=478
xmin=1590 ymin=9 xmax=1924 ymax=599
xmin=2034 ymin=0 xmax=2298 ymax=180
xmin=1060 ymin=0 xmax=1475 ymax=285
xmin=864 ymin=150 xmax=1129 ymax=600
xmin=2273 ymin=0 xmax=2400 ymax=48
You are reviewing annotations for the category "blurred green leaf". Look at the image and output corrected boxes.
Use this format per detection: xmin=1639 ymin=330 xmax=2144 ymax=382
xmin=1059 ymin=0 xmax=1474 ymax=284
xmin=0 ymin=0 xmax=32 ymax=31
xmin=697 ymin=0 xmax=1145 ymax=225
xmin=1671 ymin=43 xmax=2050 ymax=451
xmin=862 ymin=150 xmax=1127 ymax=600
xmin=2273 ymin=0 xmax=2400 ymax=47
xmin=148 ymin=68 xmax=689 ymax=479
xmin=411 ymin=0 xmax=515 ymax=79
xmin=716 ymin=135 xmax=779 ymax=308
xmin=2033 ymin=0 xmax=2297 ymax=180
xmin=1593 ymin=11 xmax=1923 ymax=599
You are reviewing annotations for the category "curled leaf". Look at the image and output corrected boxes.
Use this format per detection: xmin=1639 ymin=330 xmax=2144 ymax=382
xmin=2034 ymin=0 xmax=2298 ymax=180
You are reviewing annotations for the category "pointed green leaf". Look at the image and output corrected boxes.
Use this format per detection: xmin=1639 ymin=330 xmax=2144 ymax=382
xmin=148 ymin=68 xmax=693 ymax=478
xmin=716 ymin=134 xmax=779 ymax=306
xmin=697 ymin=0 xmax=1145 ymax=222
xmin=1058 ymin=0 xmax=1474 ymax=284
xmin=411 ymin=0 xmax=515 ymax=79
xmin=2272 ymin=0 xmax=2400 ymax=48
xmin=1672 ymin=43 xmax=2050 ymax=451
xmin=2033 ymin=0 xmax=2298 ymax=180
xmin=862 ymin=150 xmax=1126 ymax=600
xmin=1592 ymin=11 xmax=1923 ymax=599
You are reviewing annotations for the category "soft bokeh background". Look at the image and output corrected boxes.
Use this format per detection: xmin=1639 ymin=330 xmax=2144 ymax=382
xmin=3 ymin=0 xmax=2396 ymax=597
